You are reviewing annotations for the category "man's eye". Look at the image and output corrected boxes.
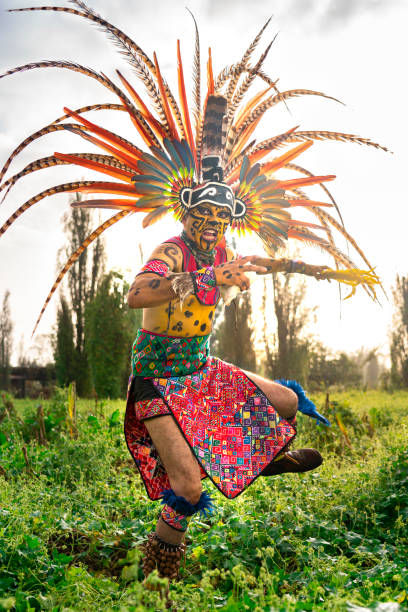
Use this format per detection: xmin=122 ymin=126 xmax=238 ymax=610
xmin=197 ymin=206 xmax=210 ymax=215
xmin=218 ymin=212 xmax=231 ymax=219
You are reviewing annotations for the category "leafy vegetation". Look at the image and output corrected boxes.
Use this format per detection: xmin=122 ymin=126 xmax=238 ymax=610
xmin=0 ymin=389 xmax=407 ymax=611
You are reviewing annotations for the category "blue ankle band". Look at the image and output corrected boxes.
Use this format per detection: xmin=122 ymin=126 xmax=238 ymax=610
xmin=276 ymin=379 xmax=331 ymax=426
xmin=161 ymin=489 xmax=214 ymax=517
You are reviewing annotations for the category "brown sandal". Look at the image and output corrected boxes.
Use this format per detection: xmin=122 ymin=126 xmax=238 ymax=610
xmin=261 ymin=448 xmax=323 ymax=476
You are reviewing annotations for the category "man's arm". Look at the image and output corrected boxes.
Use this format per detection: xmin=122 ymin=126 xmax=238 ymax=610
xmin=127 ymin=243 xmax=183 ymax=309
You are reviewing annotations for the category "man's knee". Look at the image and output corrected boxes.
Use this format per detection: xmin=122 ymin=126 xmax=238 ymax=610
xmin=276 ymin=384 xmax=298 ymax=418
xmin=170 ymin=474 xmax=202 ymax=505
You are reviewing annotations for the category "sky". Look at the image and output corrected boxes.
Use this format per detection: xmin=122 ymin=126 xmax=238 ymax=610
xmin=0 ymin=0 xmax=407 ymax=365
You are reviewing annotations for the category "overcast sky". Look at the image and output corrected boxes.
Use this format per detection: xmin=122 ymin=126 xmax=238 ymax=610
xmin=0 ymin=0 xmax=406 ymax=365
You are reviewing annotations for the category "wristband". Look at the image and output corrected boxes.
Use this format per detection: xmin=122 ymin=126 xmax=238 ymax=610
xmin=287 ymin=259 xmax=306 ymax=274
xmin=137 ymin=258 xmax=170 ymax=277
xmin=191 ymin=266 xmax=220 ymax=306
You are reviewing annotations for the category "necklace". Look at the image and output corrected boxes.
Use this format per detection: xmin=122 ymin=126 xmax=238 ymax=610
xmin=180 ymin=231 xmax=216 ymax=267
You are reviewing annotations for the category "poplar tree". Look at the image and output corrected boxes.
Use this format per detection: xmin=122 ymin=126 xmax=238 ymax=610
xmin=0 ymin=290 xmax=13 ymax=390
xmin=390 ymin=274 xmax=408 ymax=387
xmin=54 ymin=196 xmax=105 ymax=395
xmin=85 ymin=272 xmax=141 ymax=397
xmin=263 ymin=274 xmax=311 ymax=385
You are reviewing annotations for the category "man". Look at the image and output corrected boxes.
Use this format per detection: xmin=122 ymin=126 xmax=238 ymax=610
xmin=124 ymin=191 xmax=327 ymax=579
xmin=0 ymin=6 xmax=381 ymax=581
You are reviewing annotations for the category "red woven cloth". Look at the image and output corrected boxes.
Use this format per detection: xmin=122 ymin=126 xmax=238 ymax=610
xmin=124 ymin=357 xmax=296 ymax=500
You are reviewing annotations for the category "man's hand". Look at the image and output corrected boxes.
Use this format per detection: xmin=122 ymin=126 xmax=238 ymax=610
xmin=214 ymin=256 xmax=268 ymax=290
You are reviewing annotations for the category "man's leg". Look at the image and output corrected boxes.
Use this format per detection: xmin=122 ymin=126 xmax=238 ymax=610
xmin=244 ymin=370 xmax=298 ymax=419
xmin=243 ymin=371 xmax=323 ymax=475
xmin=144 ymin=414 xmax=202 ymax=545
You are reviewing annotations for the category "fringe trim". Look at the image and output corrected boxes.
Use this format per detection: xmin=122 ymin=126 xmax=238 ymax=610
xmin=161 ymin=489 xmax=215 ymax=517
xmin=276 ymin=379 xmax=331 ymax=426
xmin=167 ymin=272 xmax=194 ymax=306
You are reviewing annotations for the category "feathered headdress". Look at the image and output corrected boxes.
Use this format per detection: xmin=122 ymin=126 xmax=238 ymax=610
xmin=0 ymin=2 xmax=386 ymax=333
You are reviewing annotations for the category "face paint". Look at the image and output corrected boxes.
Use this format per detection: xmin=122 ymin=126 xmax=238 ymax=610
xmin=183 ymin=203 xmax=231 ymax=251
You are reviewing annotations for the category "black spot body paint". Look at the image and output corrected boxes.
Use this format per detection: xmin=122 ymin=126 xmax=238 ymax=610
xmin=172 ymin=321 xmax=183 ymax=331
xmin=184 ymin=311 xmax=193 ymax=318
xmin=149 ymin=279 xmax=161 ymax=289
xmin=200 ymin=323 xmax=207 ymax=332
xmin=208 ymin=311 xmax=214 ymax=320
xmin=194 ymin=320 xmax=199 ymax=326
xmin=165 ymin=304 xmax=175 ymax=315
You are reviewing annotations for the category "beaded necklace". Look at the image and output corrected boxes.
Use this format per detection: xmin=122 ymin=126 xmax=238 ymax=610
xmin=180 ymin=231 xmax=216 ymax=267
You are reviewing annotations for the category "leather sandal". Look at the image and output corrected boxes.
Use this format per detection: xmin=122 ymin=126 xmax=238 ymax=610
xmin=261 ymin=448 xmax=323 ymax=476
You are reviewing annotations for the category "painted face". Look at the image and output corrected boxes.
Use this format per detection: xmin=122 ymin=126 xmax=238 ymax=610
xmin=183 ymin=203 xmax=231 ymax=251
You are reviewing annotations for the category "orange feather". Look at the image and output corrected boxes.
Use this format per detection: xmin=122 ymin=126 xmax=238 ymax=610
xmin=116 ymin=70 xmax=167 ymax=141
xmin=207 ymin=47 xmax=214 ymax=95
xmin=276 ymin=175 xmax=336 ymax=190
xmin=63 ymin=107 xmax=143 ymax=161
xmin=67 ymin=181 xmax=139 ymax=197
xmin=261 ymin=141 xmax=314 ymax=175
xmin=234 ymin=86 xmax=272 ymax=131
xmin=54 ymin=152 xmax=133 ymax=183
xmin=68 ymin=128 xmax=140 ymax=171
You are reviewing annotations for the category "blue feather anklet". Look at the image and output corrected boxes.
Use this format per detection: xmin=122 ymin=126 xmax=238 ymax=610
xmin=161 ymin=489 xmax=214 ymax=517
xmin=276 ymin=379 xmax=331 ymax=426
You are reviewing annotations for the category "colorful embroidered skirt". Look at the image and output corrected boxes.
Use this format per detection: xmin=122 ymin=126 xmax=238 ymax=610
xmin=124 ymin=330 xmax=296 ymax=500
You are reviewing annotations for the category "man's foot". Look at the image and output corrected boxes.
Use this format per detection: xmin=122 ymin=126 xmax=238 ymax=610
xmin=261 ymin=448 xmax=323 ymax=476
xmin=142 ymin=533 xmax=186 ymax=581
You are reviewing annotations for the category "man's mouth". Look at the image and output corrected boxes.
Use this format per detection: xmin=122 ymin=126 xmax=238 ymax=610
xmin=201 ymin=229 xmax=218 ymax=241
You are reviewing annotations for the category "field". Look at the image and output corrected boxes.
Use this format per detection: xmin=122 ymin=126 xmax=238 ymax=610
xmin=0 ymin=389 xmax=407 ymax=611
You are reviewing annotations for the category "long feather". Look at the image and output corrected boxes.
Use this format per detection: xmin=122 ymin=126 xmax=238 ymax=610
xmin=238 ymin=89 xmax=343 ymax=135
xmin=63 ymin=126 xmax=141 ymax=171
xmin=222 ymin=18 xmax=272 ymax=101
xmin=0 ymin=123 xmax=86 ymax=185
xmin=63 ymin=107 xmax=144 ymax=160
xmin=0 ymin=181 xmax=106 ymax=238
xmin=31 ymin=209 xmax=130 ymax=336
xmin=53 ymin=153 xmax=133 ymax=182
xmin=227 ymin=36 xmax=276 ymax=122
xmin=115 ymin=70 xmax=167 ymax=141
xmin=52 ymin=103 xmax=126 ymax=124
xmin=261 ymin=141 xmax=314 ymax=175
xmin=284 ymin=162 xmax=346 ymax=231
xmin=177 ymin=41 xmax=198 ymax=171
xmin=187 ymin=9 xmax=201 ymax=141
xmin=153 ymin=53 xmax=179 ymax=140
xmin=285 ymin=130 xmax=390 ymax=152
xmin=0 ymin=153 xmax=132 ymax=203
xmin=277 ymin=174 xmax=336 ymax=190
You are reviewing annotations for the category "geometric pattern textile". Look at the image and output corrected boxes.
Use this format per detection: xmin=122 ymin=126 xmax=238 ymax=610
xmin=193 ymin=266 xmax=220 ymax=305
xmin=131 ymin=328 xmax=210 ymax=378
xmin=160 ymin=505 xmax=191 ymax=532
xmin=152 ymin=357 xmax=296 ymax=499
xmin=137 ymin=258 xmax=170 ymax=277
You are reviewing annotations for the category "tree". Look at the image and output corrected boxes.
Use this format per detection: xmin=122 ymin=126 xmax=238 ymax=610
xmin=85 ymin=272 xmax=142 ymax=398
xmin=390 ymin=275 xmax=408 ymax=387
xmin=211 ymin=292 xmax=257 ymax=371
xmin=0 ymin=290 xmax=13 ymax=390
xmin=308 ymin=342 xmax=363 ymax=390
xmin=54 ymin=198 xmax=105 ymax=395
xmin=263 ymin=274 xmax=311 ymax=385
xmin=54 ymin=295 xmax=76 ymax=387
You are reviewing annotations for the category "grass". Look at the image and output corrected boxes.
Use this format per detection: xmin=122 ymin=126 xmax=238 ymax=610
xmin=0 ymin=389 xmax=407 ymax=611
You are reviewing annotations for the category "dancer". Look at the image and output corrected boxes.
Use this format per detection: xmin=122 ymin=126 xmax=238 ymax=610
xmin=0 ymin=2 xmax=383 ymax=581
